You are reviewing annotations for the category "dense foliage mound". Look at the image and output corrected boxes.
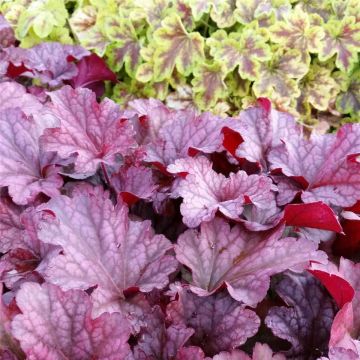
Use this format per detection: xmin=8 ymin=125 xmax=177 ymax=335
xmin=0 ymin=18 xmax=360 ymax=357
xmin=1 ymin=0 xmax=359 ymax=126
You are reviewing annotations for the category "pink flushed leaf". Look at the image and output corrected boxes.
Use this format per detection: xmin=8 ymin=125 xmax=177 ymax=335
xmin=166 ymin=286 xmax=260 ymax=356
xmin=134 ymin=305 xmax=195 ymax=360
xmin=284 ymin=202 xmax=342 ymax=233
xmin=0 ymin=15 xmax=15 ymax=49
xmin=38 ymin=186 xmax=177 ymax=315
xmin=12 ymin=282 xmax=131 ymax=360
xmin=328 ymin=302 xmax=360 ymax=359
xmin=5 ymin=43 xmax=89 ymax=87
xmin=0 ymin=108 xmax=63 ymax=205
xmin=168 ymin=156 xmax=274 ymax=227
xmin=40 ymin=86 xmax=136 ymax=177
xmin=111 ymin=165 xmax=158 ymax=205
xmin=226 ymin=99 xmax=301 ymax=168
xmin=265 ymin=272 xmax=338 ymax=359
xmin=0 ymin=197 xmax=23 ymax=253
xmin=0 ymin=82 xmax=42 ymax=116
xmin=70 ymin=53 xmax=117 ymax=97
xmin=175 ymin=218 xmax=326 ymax=306
xmin=176 ymin=347 xmax=205 ymax=360
xmin=145 ymin=110 xmax=229 ymax=167
xmin=269 ymin=123 xmax=360 ymax=207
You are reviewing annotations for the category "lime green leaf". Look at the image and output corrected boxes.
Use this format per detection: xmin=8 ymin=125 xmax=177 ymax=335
xmin=104 ymin=17 xmax=141 ymax=75
xmin=226 ymin=70 xmax=250 ymax=98
xmin=152 ymin=13 xmax=204 ymax=80
xmin=318 ymin=16 xmax=360 ymax=73
xmin=16 ymin=0 xmax=67 ymax=39
xmin=270 ymin=7 xmax=325 ymax=62
xmin=192 ymin=61 xmax=227 ymax=110
xmin=253 ymin=47 xmax=309 ymax=105
xmin=70 ymin=5 xmax=109 ymax=55
xmin=207 ymin=29 xmax=271 ymax=80
xmin=186 ymin=0 xmax=212 ymax=21
xmin=298 ymin=62 xmax=340 ymax=111
xmin=335 ymin=68 xmax=360 ymax=116
xmin=211 ymin=0 xmax=240 ymax=28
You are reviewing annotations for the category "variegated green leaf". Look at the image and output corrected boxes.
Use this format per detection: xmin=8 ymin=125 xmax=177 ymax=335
xmin=335 ymin=68 xmax=360 ymax=116
xmin=270 ymin=6 xmax=325 ymax=62
xmin=253 ymin=47 xmax=309 ymax=105
xmin=70 ymin=5 xmax=109 ymax=55
xmin=192 ymin=61 xmax=227 ymax=110
xmin=104 ymin=17 xmax=141 ymax=75
xmin=152 ymin=13 xmax=204 ymax=80
xmin=207 ymin=29 xmax=271 ymax=80
xmin=318 ymin=16 xmax=360 ymax=72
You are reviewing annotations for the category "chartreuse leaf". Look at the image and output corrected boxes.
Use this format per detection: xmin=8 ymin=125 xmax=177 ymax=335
xmin=253 ymin=47 xmax=309 ymax=106
xmin=186 ymin=0 xmax=212 ymax=21
xmin=335 ymin=67 xmax=360 ymax=116
xmin=318 ymin=16 xmax=360 ymax=73
xmin=16 ymin=0 xmax=68 ymax=39
xmin=270 ymin=6 xmax=325 ymax=62
xmin=210 ymin=0 xmax=240 ymax=28
xmin=191 ymin=61 xmax=228 ymax=110
xmin=152 ymin=13 xmax=204 ymax=80
xmin=207 ymin=29 xmax=271 ymax=81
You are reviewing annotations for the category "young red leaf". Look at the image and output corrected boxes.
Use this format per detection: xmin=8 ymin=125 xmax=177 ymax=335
xmin=175 ymin=218 xmax=326 ymax=306
xmin=38 ymin=186 xmax=177 ymax=315
xmin=40 ymin=86 xmax=136 ymax=177
xmin=168 ymin=156 xmax=274 ymax=227
xmin=166 ymin=286 xmax=260 ymax=356
xmin=12 ymin=283 xmax=132 ymax=360
xmin=265 ymin=272 xmax=338 ymax=359
xmin=284 ymin=202 xmax=342 ymax=233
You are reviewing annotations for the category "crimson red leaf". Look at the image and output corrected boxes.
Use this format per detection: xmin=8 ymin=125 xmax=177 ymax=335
xmin=284 ymin=202 xmax=342 ymax=233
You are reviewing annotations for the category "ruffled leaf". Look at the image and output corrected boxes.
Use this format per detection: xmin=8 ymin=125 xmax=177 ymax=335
xmin=175 ymin=218 xmax=326 ymax=306
xmin=168 ymin=156 xmax=274 ymax=227
xmin=40 ymin=86 xmax=136 ymax=177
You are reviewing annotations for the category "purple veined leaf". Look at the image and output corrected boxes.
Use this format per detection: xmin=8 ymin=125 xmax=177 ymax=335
xmin=175 ymin=218 xmax=326 ymax=306
xmin=224 ymin=98 xmax=301 ymax=169
xmin=168 ymin=156 xmax=274 ymax=227
xmin=69 ymin=53 xmax=117 ymax=97
xmin=111 ymin=165 xmax=158 ymax=205
xmin=212 ymin=343 xmax=286 ymax=360
xmin=40 ymin=86 xmax=136 ymax=177
xmin=11 ymin=282 xmax=132 ymax=360
xmin=4 ymin=42 xmax=89 ymax=87
xmin=0 ymin=15 xmax=15 ymax=49
xmin=0 ymin=108 xmax=63 ymax=205
xmin=166 ymin=285 xmax=260 ymax=356
xmin=133 ymin=305 xmax=195 ymax=360
xmin=138 ymin=107 xmax=229 ymax=168
xmin=269 ymin=123 xmax=360 ymax=207
xmin=37 ymin=186 xmax=178 ymax=317
xmin=265 ymin=272 xmax=338 ymax=359
xmin=0 ymin=82 xmax=42 ymax=116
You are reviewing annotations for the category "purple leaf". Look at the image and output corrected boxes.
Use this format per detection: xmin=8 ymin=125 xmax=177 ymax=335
xmin=12 ymin=282 xmax=132 ymax=360
xmin=40 ymin=86 xmax=136 ymax=177
xmin=166 ymin=285 xmax=260 ymax=355
xmin=175 ymin=218 xmax=326 ymax=306
xmin=265 ymin=272 xmax=338 ymax=359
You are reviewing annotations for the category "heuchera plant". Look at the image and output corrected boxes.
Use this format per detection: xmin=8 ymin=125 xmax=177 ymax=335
xmin=1 ymin=0 xmax=360 ymax=126
xmin=0 ymin=24 xmax=360 ymax=358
